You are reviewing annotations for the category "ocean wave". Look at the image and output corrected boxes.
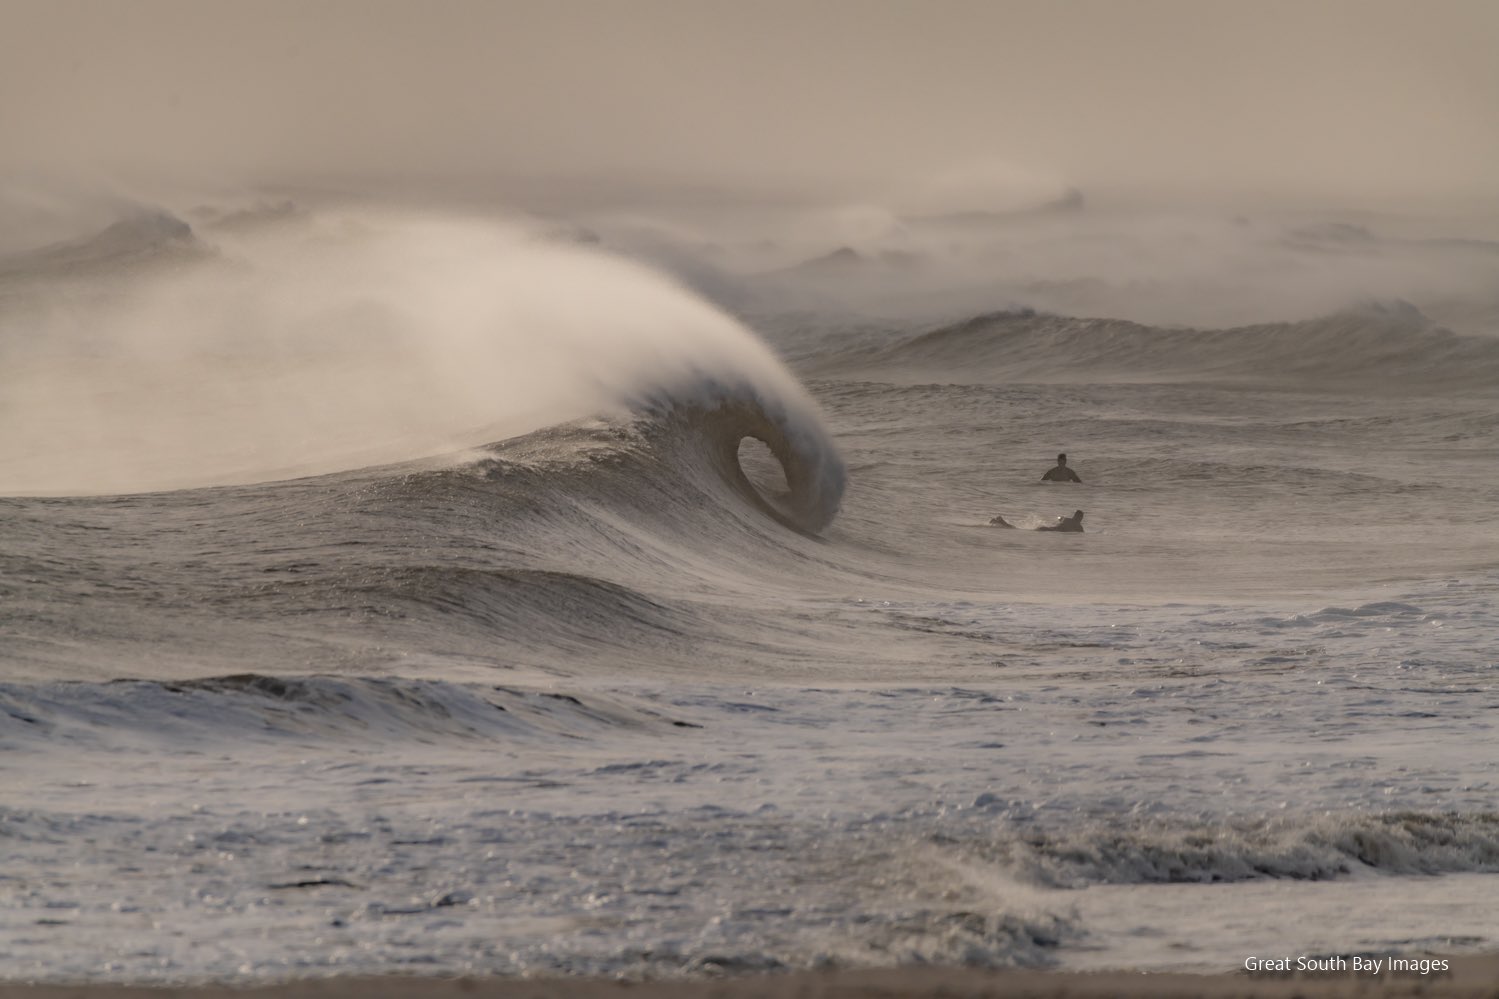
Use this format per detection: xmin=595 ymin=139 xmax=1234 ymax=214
xmin=828 ymin=303 xmax=1499 ymax=390
xmin=380 ymin=389 xmax=845 ymax=582
xmin=0 ymin=209 xmax=205 ymax=276
xmin=0 ymin=379 xmax=846 ymax=682
xmin=0 ymin=675 xmax=699 ymax=749
xmin=418 ymin=375 xmax=846 ymax=538
xmin=960 ymin=811 xmax=1499 ymax=886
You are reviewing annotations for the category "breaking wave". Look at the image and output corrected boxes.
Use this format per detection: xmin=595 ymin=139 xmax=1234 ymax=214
xmin=0 ymin=207 xmax=847 ymax=504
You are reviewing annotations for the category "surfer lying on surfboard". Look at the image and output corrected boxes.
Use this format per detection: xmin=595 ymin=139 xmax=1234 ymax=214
xmin=989 ymin=510 xmax=1084 ymax=532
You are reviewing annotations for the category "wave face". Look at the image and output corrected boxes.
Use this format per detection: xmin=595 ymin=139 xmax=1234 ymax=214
xmin=2 ymin=394 xmax=845 ymax=686
xmin=0 ymin=675 xmax=698 ymax=748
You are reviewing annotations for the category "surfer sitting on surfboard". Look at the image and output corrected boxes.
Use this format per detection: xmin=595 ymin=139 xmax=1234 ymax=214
xmin=989 ymin=510 xmax=1084 ymax=532
xmin=1041 ymin=453 xmax=1081 ymax=482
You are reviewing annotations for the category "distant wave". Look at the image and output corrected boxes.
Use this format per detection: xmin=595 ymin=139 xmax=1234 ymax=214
xmin=1 ymin=209 xmax=205 ymax=275
xmin=826 ymin=302 xmax=1499 ymax=390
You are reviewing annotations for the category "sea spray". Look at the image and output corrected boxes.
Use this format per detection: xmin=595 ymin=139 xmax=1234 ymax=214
xmin=0 ymin=207 xmax=843 ymax=501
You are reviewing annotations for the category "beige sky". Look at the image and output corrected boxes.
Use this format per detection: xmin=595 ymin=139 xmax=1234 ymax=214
xmin=3 ymin=0 xmax=1496 ymax=204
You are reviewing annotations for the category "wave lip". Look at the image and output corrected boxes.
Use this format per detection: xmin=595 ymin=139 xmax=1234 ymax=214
xmin=632 ymin=379 xmax=845 ymax=537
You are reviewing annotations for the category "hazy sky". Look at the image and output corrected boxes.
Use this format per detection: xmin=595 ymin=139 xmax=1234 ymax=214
xmin=3 ymin=0 xmax=1497 ymax=205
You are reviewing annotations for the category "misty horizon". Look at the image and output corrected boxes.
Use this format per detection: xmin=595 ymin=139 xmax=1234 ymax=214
xmin=3 ymin=0 xmax=1497 ymax=214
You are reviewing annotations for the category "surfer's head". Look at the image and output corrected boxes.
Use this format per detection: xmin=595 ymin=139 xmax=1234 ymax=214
xmin=1056 ymin=453 xmax=1067 ymax=464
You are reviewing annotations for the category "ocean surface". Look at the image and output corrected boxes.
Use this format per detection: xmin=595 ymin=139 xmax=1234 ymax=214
xmin=2 ymin=196 xmax=1498 ymax=982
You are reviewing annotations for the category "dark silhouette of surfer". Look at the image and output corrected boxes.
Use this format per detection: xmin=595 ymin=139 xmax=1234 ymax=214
xmin=1042 ymin=453 xmax=1081 ymax=482
xmin=989 ymin=510 xmax=1084 ymax=532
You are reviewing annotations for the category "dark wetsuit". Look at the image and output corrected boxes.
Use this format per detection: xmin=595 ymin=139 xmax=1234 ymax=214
xmin=1042 ymin=464 xmax=1081 ymax=482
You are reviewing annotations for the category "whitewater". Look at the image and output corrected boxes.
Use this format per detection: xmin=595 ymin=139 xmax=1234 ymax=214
xmin=2 ymin=197 xmax=1498 ymax=982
